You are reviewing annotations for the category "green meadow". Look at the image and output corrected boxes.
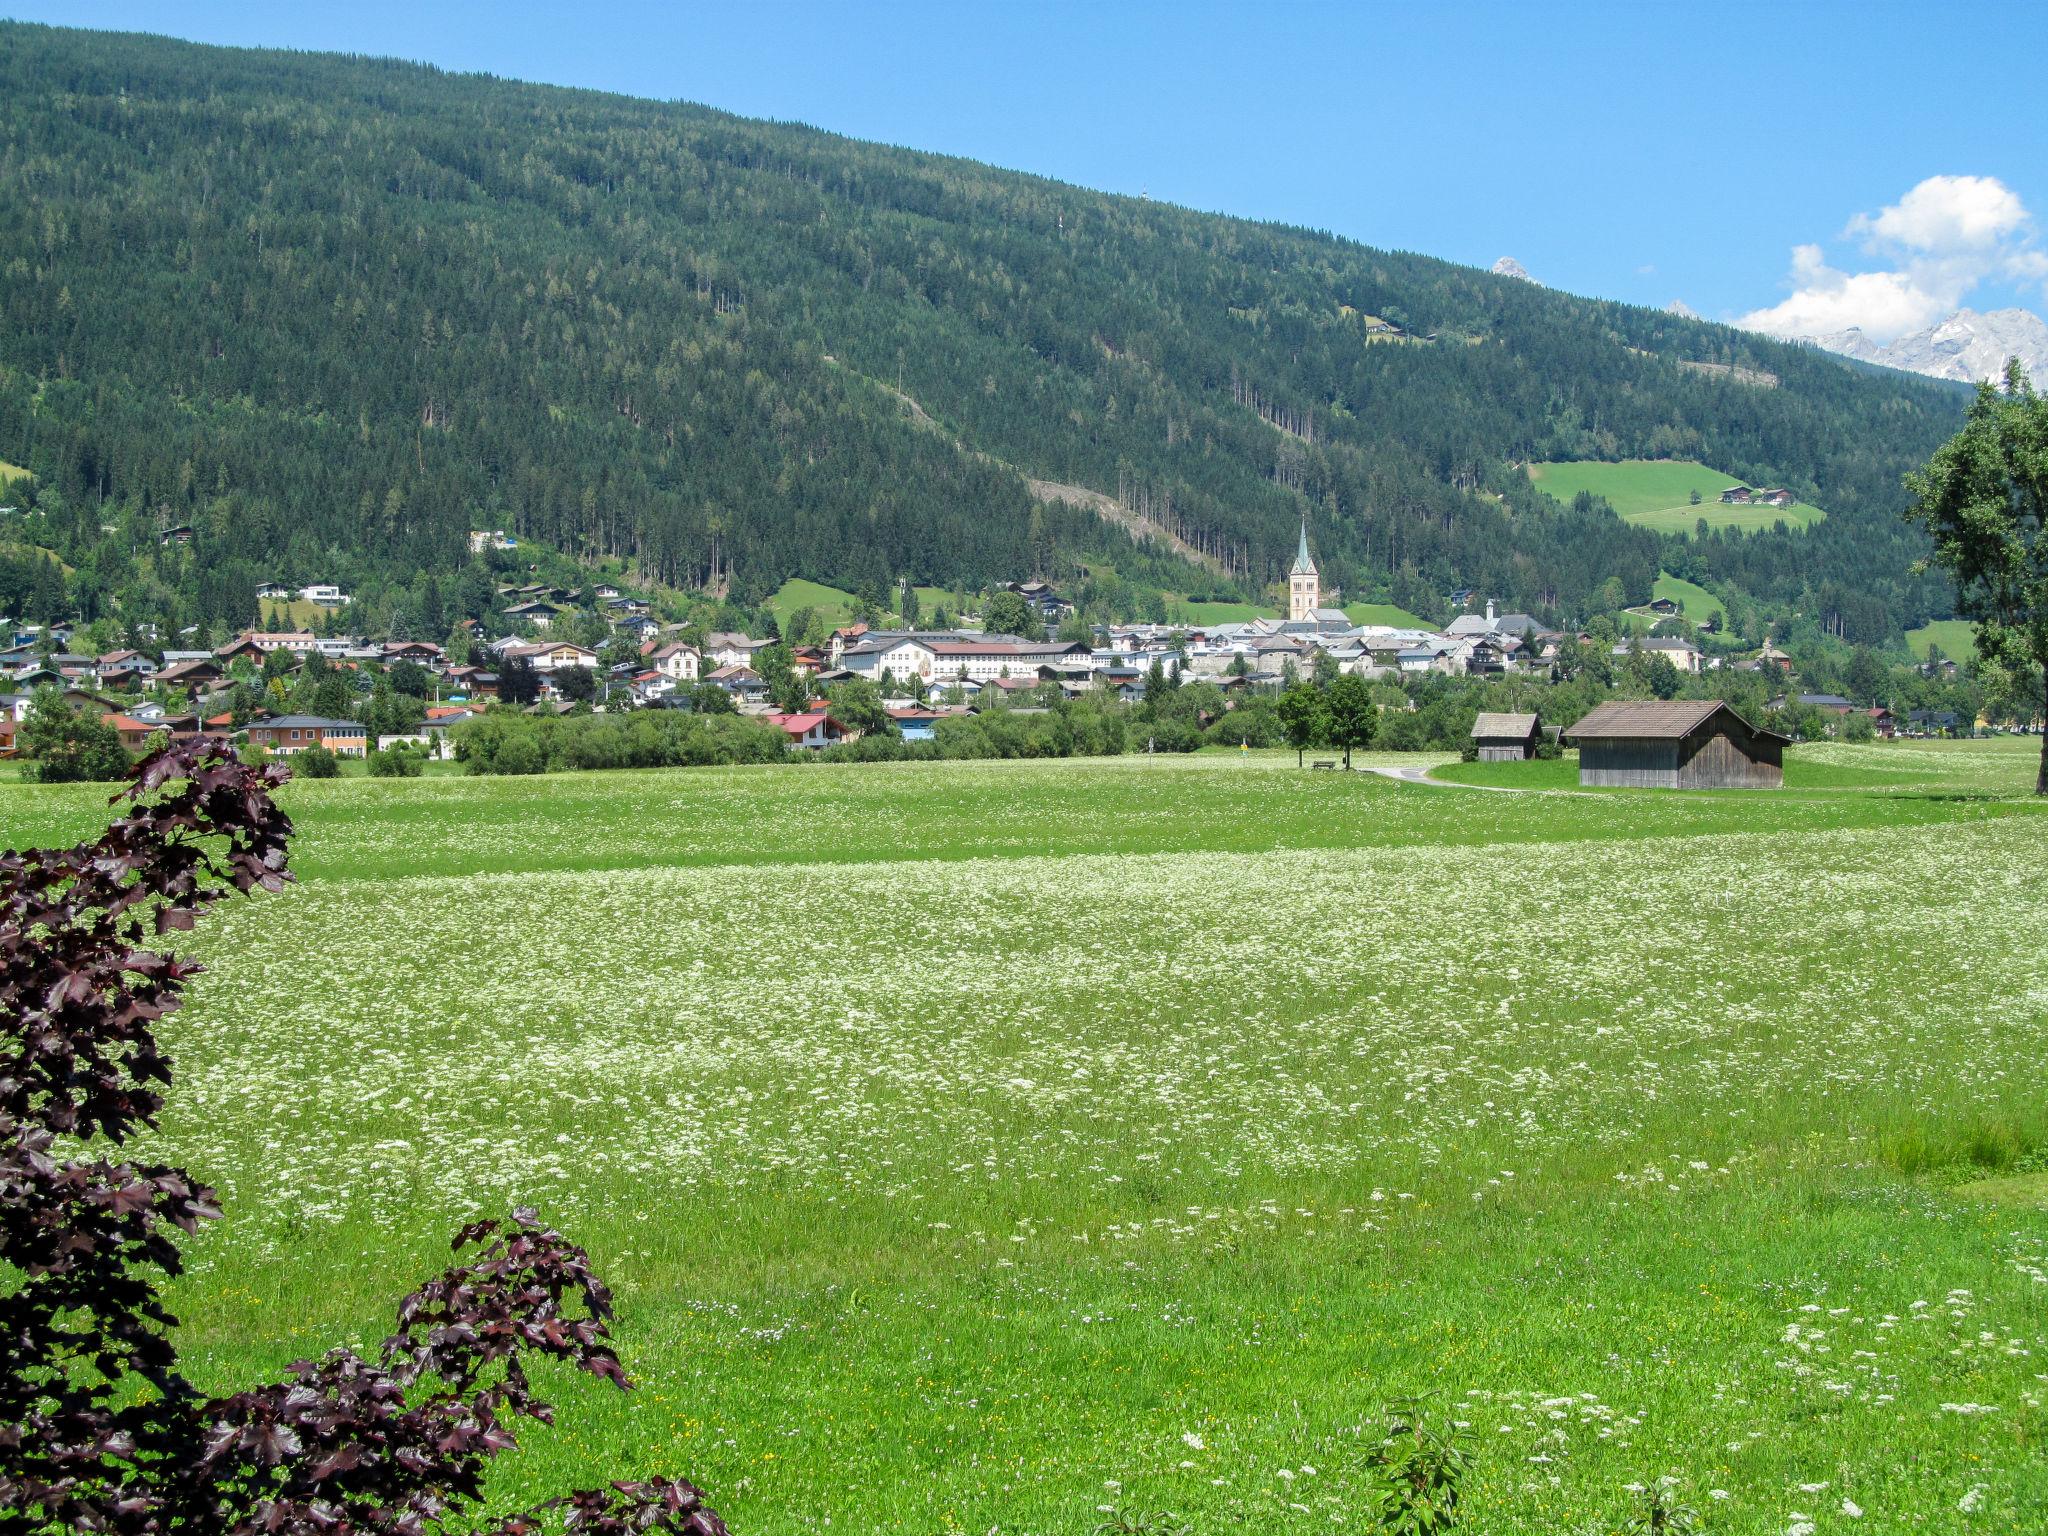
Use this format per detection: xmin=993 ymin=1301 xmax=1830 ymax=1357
xmin=1529 ymin=460 xmax=1828 ymax=534
xmin=5 ymin=740 xmax=2047 ymax=1534
xmin=1906 ymin=618 xmax=1977 ymax=662
xmin=1640 ymin=571 xmax=1724 ymax=624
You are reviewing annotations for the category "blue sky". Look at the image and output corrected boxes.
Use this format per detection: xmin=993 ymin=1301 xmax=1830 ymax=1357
xmin=12 ymin=0 xmax=2047 ymax=338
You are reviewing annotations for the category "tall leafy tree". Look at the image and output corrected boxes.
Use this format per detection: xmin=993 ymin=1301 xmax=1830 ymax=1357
xmin=1277 ymin=683 xmax=1328 ymax=768
xmin=1905 ymin=362 xmax=2048 ymax=793
xmin=20 ymin=688 xmax=131 ymax=782
xmin=1323 ymin=672 xmax=1379 ymax=768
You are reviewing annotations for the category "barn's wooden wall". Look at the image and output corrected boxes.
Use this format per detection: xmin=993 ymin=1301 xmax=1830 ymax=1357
xmin=1477 ymin=742 xmax=1531 ymax=761
xmin=1578 ymin=739 xmax=1680 ymax=787
xmin=1677 ymin=728 xmax=1783 ymax=788
xmin=1579 ymin=723 xmax=1783 ymax=789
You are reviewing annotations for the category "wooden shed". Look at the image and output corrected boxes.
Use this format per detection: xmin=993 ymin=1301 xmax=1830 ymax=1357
xmin=1470 ymin=711 xmax=1541 ymax=761
xmin=1566 ymin=699 xmax=1787 ymax=789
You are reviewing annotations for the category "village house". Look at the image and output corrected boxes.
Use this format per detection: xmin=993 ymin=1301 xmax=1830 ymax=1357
xmin=501 ymin=599 xmax=558 ymax=629
xmin=155 ymin=657 xmax=227 ymax=694
xmin=96 ymin=649 xmax=158 ymax=682
xmin=502 ymin=640 xmax=599 ymax=673
xmin=648 ymin=640 xmax=702 ymax=682
xmin=763 ymin=709 xmax=852 ymax=750
xmin=220 ymin=630 xmax=318 ymax=661
xmin=381 ymin=640 xmax=445 ymax=666
xmin=704 ymin=631 xmax=774 ymax=669
xmin=886 ymin=705 xmax=944 ymax=742
xmin=1567 ymin=699 xmax=1787 ymax=789
xmin=1612 ymin=636 xmax=1703 ymax=675
xmin=245 ymin=716 xmax=370 ymax=757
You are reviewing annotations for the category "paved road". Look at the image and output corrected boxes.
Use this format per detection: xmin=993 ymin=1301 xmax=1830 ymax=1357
xmin=1355 ymin=761 xmax=1522 ymax=792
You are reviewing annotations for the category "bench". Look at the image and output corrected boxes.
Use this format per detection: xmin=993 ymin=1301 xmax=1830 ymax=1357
xmin=1310 ymin=759 xmax=1338 ymax=771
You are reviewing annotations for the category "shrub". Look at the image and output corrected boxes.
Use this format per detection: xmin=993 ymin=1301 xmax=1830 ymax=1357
xmin=1363 ymin=1399 xmax=1470 ymax=1535
xmin=366 ymin=744 xmax=425 ymax=777
xmin=0 ymin=738 xmax=727 ymax=1535
xmin=295 ymin=742 xmax=341 ymax=778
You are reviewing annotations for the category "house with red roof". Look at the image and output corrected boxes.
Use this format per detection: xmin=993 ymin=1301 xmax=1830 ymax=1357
xmin=762 ymin=710 xmax=852 ymax=750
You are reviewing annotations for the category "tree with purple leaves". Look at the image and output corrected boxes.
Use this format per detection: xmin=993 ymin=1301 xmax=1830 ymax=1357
xmin=0 ymin=736 xmax=727 ymax=1536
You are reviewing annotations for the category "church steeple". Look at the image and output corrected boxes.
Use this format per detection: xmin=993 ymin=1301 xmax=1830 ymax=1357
xmin=1288 ymin=515 xmax=1319 ymax=622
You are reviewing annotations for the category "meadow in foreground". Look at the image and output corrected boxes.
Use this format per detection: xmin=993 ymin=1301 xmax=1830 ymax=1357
xmin=3 ymin=740 xmax=2045 ymax=1533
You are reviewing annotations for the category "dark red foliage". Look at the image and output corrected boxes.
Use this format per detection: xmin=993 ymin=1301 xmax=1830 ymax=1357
xmin=1 ymin=737 xmax=727 ymax=1536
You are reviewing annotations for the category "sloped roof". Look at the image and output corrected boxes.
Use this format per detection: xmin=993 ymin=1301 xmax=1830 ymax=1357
xmin=1470 ymin=712 xmax=1539 ymax=739
xmin=1291 ymin=519 xmax=1316 ymax=576
xmin=1567 ymin=699 xmax=1782 ymax=742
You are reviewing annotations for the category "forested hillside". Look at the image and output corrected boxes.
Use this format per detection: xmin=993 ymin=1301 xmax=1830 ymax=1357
xmin=0 ymin=23 xmax=1971 ymax=639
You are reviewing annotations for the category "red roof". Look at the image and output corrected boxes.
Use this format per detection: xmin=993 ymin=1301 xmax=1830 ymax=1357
xmin=764 ymin=711 xmax=846 ymax=738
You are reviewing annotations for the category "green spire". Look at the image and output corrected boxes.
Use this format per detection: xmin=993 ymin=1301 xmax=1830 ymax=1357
xmin=1291 ymin=517 xmax=1315 ymax=576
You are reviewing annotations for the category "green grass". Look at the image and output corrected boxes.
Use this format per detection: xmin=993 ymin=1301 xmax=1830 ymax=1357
xmin=1172 ymin=599 xmax=1275 ymax=624
xmin=769 ymin=579 xmax=968 ymax=631
xmin=1631 ymin=571 xmax=1724 ymax=624
xmin=1529 ymin=460 xmax=1827 ymax=534
xmin=1435 ymin=738 xmax=2027 ymax=793
xmin=251 ymin=596 xmax=332 ymax=629
xmin=7 ymin=744 xmax=2048 ymax=1533
xmin=0 ymin=458 xmax=27 ymax=484
xmin=1906 ymin=617 xmax=1976 ymax=662
xmin=1344 ymin=600 xmax=1433 ymax=627
xmin=765 ymin=577 xmax=861 ymax=631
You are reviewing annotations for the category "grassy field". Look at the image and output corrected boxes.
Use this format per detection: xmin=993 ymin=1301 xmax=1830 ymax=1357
xmin=1906 ymin=618 xmax=1977 ymax=662
xmin=1344 ymin=601 xmax=1433 ymax=628
xmin=765 ymin=577 xmax=861 ymax=630
xmin=1529 ymin=460 xmax=1827 ymax=535
xmin=1630 ymin=571 xmax=1724 ymax=624
xmin=767 ymin=578 xmax=971 ymax=631
xmin=6 ymin=742 xmax=2048 ymax=1533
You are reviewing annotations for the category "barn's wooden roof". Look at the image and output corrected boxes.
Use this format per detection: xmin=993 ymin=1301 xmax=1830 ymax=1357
xmin=1470 ymin=711 xmax=1539 ymax=739
xmin=1568 ymin=699 xmax=1784 ymax=743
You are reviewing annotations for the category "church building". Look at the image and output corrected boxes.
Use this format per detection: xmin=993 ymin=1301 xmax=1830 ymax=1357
xmin=1288 ymin=518 xmax=1319 ymax=623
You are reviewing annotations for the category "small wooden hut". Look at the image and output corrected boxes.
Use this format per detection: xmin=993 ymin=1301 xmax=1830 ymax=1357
xmin=1470 ymin=711 xmax=1541 ymax=761
xmin=1566 ymin=700 xmax=1787 ymax=789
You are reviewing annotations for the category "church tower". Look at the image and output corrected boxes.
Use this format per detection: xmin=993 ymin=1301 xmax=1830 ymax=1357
xmin=1288 ymin=516 xmax=1319 ymax=623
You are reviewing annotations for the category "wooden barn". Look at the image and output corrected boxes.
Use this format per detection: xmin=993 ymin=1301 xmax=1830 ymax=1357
xmin=1566 ymin=699 xmax=1787 ymax=789
xmin=1470 ymin=711 xmax=1541 ymax=761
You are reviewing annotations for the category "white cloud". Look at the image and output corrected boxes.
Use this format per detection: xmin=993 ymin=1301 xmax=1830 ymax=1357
xmin=1739 ymin=174 xmax=2043 ymax=342
xmin=1847 ymin=174 xmax=2028 ymax=252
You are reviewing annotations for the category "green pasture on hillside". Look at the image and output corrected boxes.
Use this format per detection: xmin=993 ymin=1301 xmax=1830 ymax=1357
xmin=1906 ymin=618 xmax=1977 ymax=662
xmin=1634 ymin=571 xmax=1723 ymax=624
xmin=1344 ymin=600 xmax=1433 ymax=627
xmin=5 ymin=740 xmax=2047 ymax=1535
xmin=0 ymin=458 xmax=27 ymax=483
xmin=1529 ymin=459 xmax=1827 ymax=534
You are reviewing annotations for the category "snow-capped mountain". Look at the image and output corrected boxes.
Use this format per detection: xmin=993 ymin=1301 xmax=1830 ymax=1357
xmin=1798 ymin=308 xmax=2048 ymax=385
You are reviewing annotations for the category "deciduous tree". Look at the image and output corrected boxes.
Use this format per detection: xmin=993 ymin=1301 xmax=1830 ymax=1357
xmin=1905 ymin=362 xmax=2048 ymax=792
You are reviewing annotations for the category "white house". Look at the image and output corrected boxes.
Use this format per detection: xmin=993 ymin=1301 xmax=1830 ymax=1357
xmin=299 ymin=583 xmax=352 ymax=607
xmin=704 ymin=632 xmax=772 ymax=669
xmin=649 ymin=641 xmax=701 ymax=682
xmin=503 ymin=640 xmax=600 ymax=673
